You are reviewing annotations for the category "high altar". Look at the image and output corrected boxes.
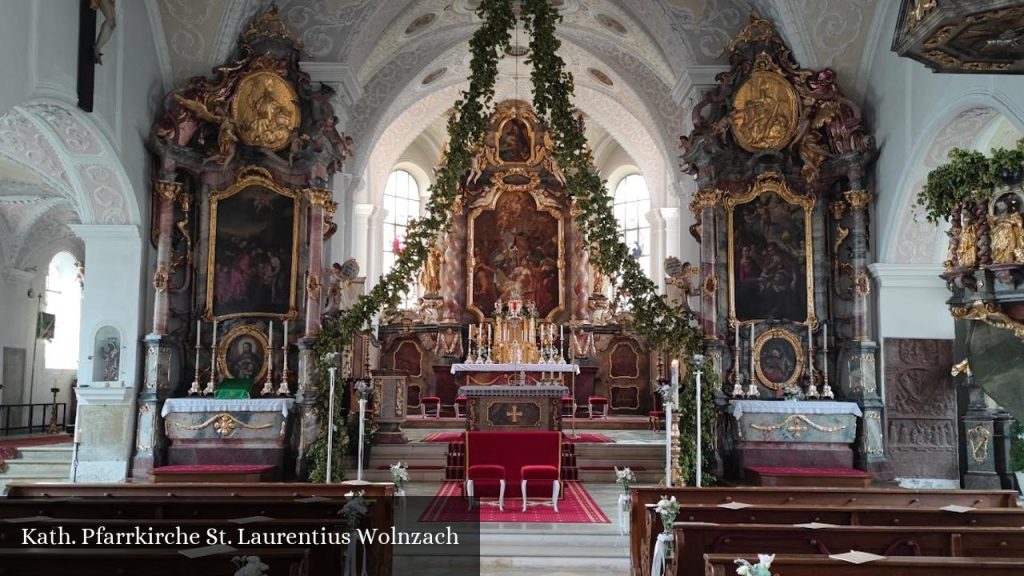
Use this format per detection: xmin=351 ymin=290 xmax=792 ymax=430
xmin=377 ymin=101 xmax=656 ymax=420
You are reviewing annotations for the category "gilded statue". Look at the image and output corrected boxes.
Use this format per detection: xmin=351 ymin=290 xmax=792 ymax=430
xmin=420 ymin=244 xmax=443 ymax=297
xmin=173 ymin=95 xmax=238 ymax=166
xmin=957 ymin=219 xmax=978 ymax=269
xmin=989 ymin=198 xmax=1024 ymax=264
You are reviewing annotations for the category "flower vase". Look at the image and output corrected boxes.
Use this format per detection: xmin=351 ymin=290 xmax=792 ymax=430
xmin=395 ymin=488 xmax=405 ymax=498
xmin=661 ymin=517 xmax=676 ymax=559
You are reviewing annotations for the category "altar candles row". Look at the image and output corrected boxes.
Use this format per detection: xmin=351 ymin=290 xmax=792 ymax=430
xmin=194 ymin=319 xmax=291 ymax=373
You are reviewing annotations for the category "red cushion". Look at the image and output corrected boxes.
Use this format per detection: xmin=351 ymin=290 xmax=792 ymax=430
xmin=588 ymin=396 xmax=608 ymax=404
xmin=560 ymin=397 xmax=574 ymax=404
xmin=465 ymin=431 xmax=561 ymax=497
xmin=468 ymin=464 xmax=506 ymax=480
xmin=648 ymin=411 xmax=665 ymax=417
xmin=455 ymin=396 xmax=468 ymax=404
xmin=422 ymin=396 xmax=441 ymax=403
xmin=154 ymin=465 xmax=274 ymax=474
xmin=521 ymin=464 xmax=559 ymax=480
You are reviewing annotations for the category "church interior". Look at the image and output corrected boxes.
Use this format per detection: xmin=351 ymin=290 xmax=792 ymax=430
xmin=1 ymin=0 xmax=1024 ymax=575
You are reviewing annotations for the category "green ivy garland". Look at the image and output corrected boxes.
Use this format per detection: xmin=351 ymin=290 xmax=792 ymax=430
xmin=916 ymin=138 xmax=1024 ymax=223
xmin=308 ymin=0 xmax=706 ymax=483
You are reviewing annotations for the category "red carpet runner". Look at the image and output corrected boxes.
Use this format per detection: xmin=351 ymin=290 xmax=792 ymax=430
xmin=418 ymin=481 xmax=610 ymax=523
xmin=420 ymin=431 xmax=614 ymax=443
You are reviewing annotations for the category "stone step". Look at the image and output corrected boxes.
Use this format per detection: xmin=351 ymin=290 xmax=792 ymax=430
xmin=2 ymin=460 xmax=72 ymax=477
xmin=11 ymin=445 xmax=74 ymax=459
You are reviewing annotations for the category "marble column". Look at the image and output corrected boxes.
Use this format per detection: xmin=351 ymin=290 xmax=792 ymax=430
xmin=441 ymin=199 xmax=466 ymax=322
xmin=647 ymin=208 xmax=666 ymax=293
xmin=690 ymin=189 xmax=720 ymax=339
xmin=151 ymin=180 xmax=181 ymax=335
xmin=131 ymin=336 xmax=174 ymax=478
xmin=293 ymin=337 xmax=319 ymax=479
xmin=961 ymin=374 xmax=1000 ymax=489
xmin=305 ymin=188 xmax=332 ymax=338
xmin=68 ymin=225 xmax=143 ymax=482
xmin=570 ymin=201 xmax=590 ymax=322
xmin=839 ymin=188 xmax=893 ymax=480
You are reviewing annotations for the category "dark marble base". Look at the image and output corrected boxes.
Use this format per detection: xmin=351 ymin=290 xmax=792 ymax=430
xmin=735 ymin=442 xmax=853 ymax=479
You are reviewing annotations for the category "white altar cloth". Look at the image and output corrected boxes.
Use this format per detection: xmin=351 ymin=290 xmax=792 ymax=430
xmin=729 ymin=399 xmax=862 ymax=420
xmin=450 ymin=363 xmax=579 ymax=374
xmin=161 ymin=398 xmax=294 ymax=418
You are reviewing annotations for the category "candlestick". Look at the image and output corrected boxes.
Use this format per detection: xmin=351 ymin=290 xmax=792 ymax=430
xmin=326 ymin=367 xmax=337 ymax=482
xmin=746 ymin=323 xmax=759 ymax=397
xmin=190 ymin=320 xmax=202 ymax=396
xmin=357 ymin=397 xmax=367 ymax=482
xmin=204 ymin=320 xmax=218 ymax=396
xmin=278 ymin=321 xmax=291 ymax=395
xmin=822 ymin=321 xmax=833 ymax=398
xmin=732 ymin=326 xmax=744 ymax=397
xmin=262 ymin=322 xmax=275 ymax=396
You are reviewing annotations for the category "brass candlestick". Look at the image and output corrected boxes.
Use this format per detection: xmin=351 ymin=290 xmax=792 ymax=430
xmin=47 ymin=387 xmax=60 ymax=434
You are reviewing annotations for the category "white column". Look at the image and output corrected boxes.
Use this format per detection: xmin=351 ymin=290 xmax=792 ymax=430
xmin=327 ymin=172 xmax=354 ymax=266
xmin=351 ymin=203 xmax=376 ymax=283
xmin=661 ymin=206 xmax=681 ymax=261
xmin=369 ymin=206 xmax=388 ymax=286
xmin=67 ymin=224 xmax=143 ymax=482
xmin=646 ymin=209 xmax=666 ymax=293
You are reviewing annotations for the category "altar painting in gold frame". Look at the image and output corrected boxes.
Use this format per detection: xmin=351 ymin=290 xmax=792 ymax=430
xmin=205 ymin=167 xmax=300 ymax=321
xmin=726 ymin=172 xmax=816 ymax=327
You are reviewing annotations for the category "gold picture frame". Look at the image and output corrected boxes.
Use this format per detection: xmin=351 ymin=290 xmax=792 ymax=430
xmin=217 ymin=324 xmax=270 ymax=383
xmin=205 ymin=167 xmax=300 ymax=321
xmin=726 ymin=171 xmax=817 ymax=328
xmin=752 ymin=327 xmax=804 ymax=390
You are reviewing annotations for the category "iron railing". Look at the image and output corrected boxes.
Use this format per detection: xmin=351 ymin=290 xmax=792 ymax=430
xmin=0 ymin=403 xmax=68 ymax=436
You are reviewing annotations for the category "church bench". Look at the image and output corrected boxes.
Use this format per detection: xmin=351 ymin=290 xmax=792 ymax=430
xmin=671 ymin=522 xmax=1024 ymax=576
xmin=704 ymin=554 xmax=1019 ymax=576
xmin=746 ymin=466 xmax=873 ymax=488
xmin=0 ymin=547 xmax=311 ymax=576
xmin=628 ymin=486 xmax=1019 ymax=576
xmin=631 ymin=498 xmax=1024 ymax=576
xmin=4 ymin=481 xmax=394 ymax=499
xmin=150 ymin=464 xmax=276 ymax=483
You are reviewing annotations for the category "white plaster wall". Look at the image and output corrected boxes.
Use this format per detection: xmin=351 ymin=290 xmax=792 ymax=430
xmin=0 ymin=0 xmax=34 ymax=113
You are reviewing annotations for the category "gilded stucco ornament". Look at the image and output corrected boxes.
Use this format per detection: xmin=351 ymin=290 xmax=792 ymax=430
xmin=729 ymin=55 xmax=800 ymax=153
xmin=232 ymin=71 xmax=301 ymax=151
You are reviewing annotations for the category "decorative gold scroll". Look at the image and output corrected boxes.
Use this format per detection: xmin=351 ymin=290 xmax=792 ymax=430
xmin=749 ymin=414 xmax=847 ymax=438
xmin=173 ymin=412 xmax=273 ymax=437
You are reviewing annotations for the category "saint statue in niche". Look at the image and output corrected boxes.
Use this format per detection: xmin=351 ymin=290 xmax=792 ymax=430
xmin=101 ymin=338 xmax=119 ymax=381
xmin=499 ymin=118 xmax=532 ymax=162
xmin=989 ymin=194 xmax=1024 ymax=264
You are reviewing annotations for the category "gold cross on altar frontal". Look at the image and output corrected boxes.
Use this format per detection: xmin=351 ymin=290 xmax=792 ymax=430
xmin=506 ymin=405 xmax=523 ymax=423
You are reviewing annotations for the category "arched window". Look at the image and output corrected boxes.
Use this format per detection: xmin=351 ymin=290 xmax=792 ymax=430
xmin=382 ymin=169 xmax=421 ymax=307
xmin=44 ymin=252 xmax=82 ymax=369
xmin=613 ymin=174 xmax=651 ymax=277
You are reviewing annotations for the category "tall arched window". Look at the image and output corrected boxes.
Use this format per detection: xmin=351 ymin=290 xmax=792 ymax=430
xmin=44 ymin=251 xmax=82 ymax=369
xmin=382 ymin=169 xmax=421 ymax=307
xmin=613 ymin=174 xmax=651 ymax=277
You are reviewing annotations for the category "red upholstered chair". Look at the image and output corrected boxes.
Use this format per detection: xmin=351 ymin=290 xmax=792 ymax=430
xmin=521 ymin=464 xmax=560 ymax=512
xmin=465 ymin=464 xmax=505 ymax=511
xmin=421 ymin=396 xmax=441 ymax=418
xmin=454 ymin=396 xmax=468 ymax=418
xmin=649 ymin=389 xmax=665 ymax=430
xmin=588 ymin=395 xmax=609 ymax=419
xmin=560 ymin=396 xmax=575 ymax=418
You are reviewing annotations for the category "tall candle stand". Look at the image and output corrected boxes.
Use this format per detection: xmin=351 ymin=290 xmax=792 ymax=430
xmin=261 ymin=323 xmax=276 ymax=396
xmin=821 ymin=321 xmax=834 ymax=399
xmin=203 ymin=321 xmax=218 ymax=396
xmin=745 ymin=322 xmax=759 ymax=398
xmin=188 ymin=319 xmax=202 ymax=395
xmin=277 ymin=321 xmax=290 ymax=396
xmin=805 ymin=325 xmax=820 ymax=398
xmin=731 ymin=325 xmax=745 ymax=397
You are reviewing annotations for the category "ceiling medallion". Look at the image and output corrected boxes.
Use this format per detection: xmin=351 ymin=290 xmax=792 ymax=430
xmin=595 ymin=13 xmax=628 ymax=35
xmin=587 ymin=68 xmax=614 ymax=87
xmin=405 ymin=13 xmax=436 ymax=36
xmin=505 ymin=44 xmax=529 ymax=57
xmin=421 ymin=68 xmax=448 ymax=86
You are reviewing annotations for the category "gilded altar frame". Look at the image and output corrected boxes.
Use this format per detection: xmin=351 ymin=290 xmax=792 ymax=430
xmin=726 ymin=172 xmax=817 ymax=328
xmin=465 ymin=186 xmax=566 ymax=322
xmin=205 ymin=167 xmax=300 ymax=321
xmin=751 ymin=326 xmax=804 ymax=390
xmin=217 ymin=323 xmax=271 ymax=383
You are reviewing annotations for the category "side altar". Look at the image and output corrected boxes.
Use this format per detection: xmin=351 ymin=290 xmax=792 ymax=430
xmin=727 ymin=400 xmax=862 ymax=477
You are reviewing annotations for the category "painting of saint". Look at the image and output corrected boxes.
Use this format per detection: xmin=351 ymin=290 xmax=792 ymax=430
xmin=208 ymin=183 xmax=298 ymax=319
xmin=498 ymin=118 xmax=532 ymax=162
xmin=757 ymin=338 xmax=798 ymax=388
xmin=732 ymin=190 xmax=808 ymax=322
xmin=222 ymin=330 xmax=267 ymax=383
xmin=471 ymin=191 xmax=561 ymax=318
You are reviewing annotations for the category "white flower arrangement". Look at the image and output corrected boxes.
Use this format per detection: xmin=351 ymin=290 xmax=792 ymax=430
xmin=338 ymin=490 xmax=368 ymax=528
xmin=655 ymin=495 xmax=680 ymax=533
xmin=354 ymin=379 xmax=373 ymax=400
xmin=735 ymin=554 xmax=774 ymax=576
xmin=390 ymin=461 xmax=409 ymax=490
xmin=615 ymin=466 xmax=636 ymax=493
xmin=323 ymin=351 xmax=340 ymax=364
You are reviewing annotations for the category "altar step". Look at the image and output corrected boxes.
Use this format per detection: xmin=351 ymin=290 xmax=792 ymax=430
xmin=361 ymin=441 xmax=664 ymax=483
xmin=404 ymin=415 xmax=651 ymax=430
xmin=0 ymin=444 xmax=73 ymax=491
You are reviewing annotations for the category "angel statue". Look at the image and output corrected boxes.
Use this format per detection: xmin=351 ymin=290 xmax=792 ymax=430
xmin=664 ymin=256 xmax=699 ymax=311
xmin=172 ymin=95 xmax=238 ymax=167
xmin=324 ymin=258 xmax=360 ymax=313
xmin=420 ymin=244 xmax=443 ymax=297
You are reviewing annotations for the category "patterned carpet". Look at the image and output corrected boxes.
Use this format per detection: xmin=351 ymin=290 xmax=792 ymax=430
xmin=419 ymin=481 xmax=610 ymax=523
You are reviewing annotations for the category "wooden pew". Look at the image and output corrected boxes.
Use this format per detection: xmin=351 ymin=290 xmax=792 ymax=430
xmin=705 ymin=554 xmax=1020 ymax=576
xmin=672 ymin=523 xmax=1024 ymax=576
xmin=629 ymin=486 xmax=1020 ymax=576
xmin=638 ymin=504 xmax=1024 ymax=575
xmin=4 ymin=482 xmax=391 ymax=499
xmin=0 ymin=547 xmax=311 ymax=576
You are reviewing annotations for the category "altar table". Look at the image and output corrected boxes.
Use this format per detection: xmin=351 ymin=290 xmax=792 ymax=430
xmin=451 ymin=362 xmax=578 ymax=386
xmin=461 ymin=385 xmax=568 ymax=431
xmin=727 ymin=399 xmax=862 ymax=474
xmin=161 ymin=398 xmax=294 ymax=476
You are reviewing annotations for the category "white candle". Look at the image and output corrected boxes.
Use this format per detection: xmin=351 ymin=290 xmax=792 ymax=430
xmin=823 ymin=322 xmax=829 ymax=380
xmin=269 ymin=321 xmax=274 ymax=348
xmin=195 ymin=320 xmax=201 ymax=348
xmin=283 ymin=320 xmax=289 ymax=346
xmin=671 ymin=359 xmax=679 ymax=386
xmin=212 ymin=320 xmax=218 ymax=350
xmin=560 ymin=324 xmax=564 ymax=345
xmin=749 ymin=323 xmax=754 ymax=378
xmin=357 ymin=398 xmax=367 ymax=481
xmin=326 ymin=367 xmax=336 ymax=482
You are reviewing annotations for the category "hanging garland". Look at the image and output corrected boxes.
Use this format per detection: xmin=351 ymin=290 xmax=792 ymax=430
xmin=916 ymin=137 xmax=1024 ymax=223
xmin=309 ymin=0 xmax=707 ymax=484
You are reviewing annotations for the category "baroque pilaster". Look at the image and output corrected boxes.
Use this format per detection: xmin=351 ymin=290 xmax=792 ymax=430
xmin=570 ymin=200 xmax=590 ymax=322
xmin=442 ymin=197 xmax=466 ymax=322
xmin=305 ymin=187 xmax=332 ymax=338
xmin=151 ymin=180 xmax=181 ymax=335
xmin=132 ymin=335 xmax=174 ymax=478
xmin=690 ymin=189 xmax=721 ymax=339
xmin=293 ymin=337 xmax=320 ymax=479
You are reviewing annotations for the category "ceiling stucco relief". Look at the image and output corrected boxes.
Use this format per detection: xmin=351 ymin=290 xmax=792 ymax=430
xmin=892 ymin=107 xmax=999 ymax=264
xmin=0 ymin=111 xmax=72 ymax=194
xmin=158 ymin=0 xmax=227 ymax=83
xmin=14 ymin=204 xmax=81 ymax=269
xmin=790 ymin=0 xmax=877 ymax=85
xmin=23 ymin=103 xmax=105 ymax=157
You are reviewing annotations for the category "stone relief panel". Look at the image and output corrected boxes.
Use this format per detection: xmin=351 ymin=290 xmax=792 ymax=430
xmin=883 ymin=338 xmax=958 ymax=480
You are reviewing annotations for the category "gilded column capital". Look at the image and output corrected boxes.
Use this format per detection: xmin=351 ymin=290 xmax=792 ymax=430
xmin=306 ymin=188 xmax=334 ymax=208
xmin=843 ymin=189 xmax=872 ymax=211
xmin=689 ymin=189 xmax=722 ymax=215
xmin=323 ymin=200 xmax=338 ymax=218
xmin=154 ymin=180 xmax=182 ymax=201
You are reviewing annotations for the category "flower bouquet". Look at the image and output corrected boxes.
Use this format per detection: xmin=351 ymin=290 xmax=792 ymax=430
xmin=735 ymin=554 xmax=774 ymax=576
xmin=390 ymin=461 xmax=409 ymax=495
xmin=655 ymin=495 xmax=680 ymax=533
xmin=615 ymin=466 xmax=637 ymax=494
